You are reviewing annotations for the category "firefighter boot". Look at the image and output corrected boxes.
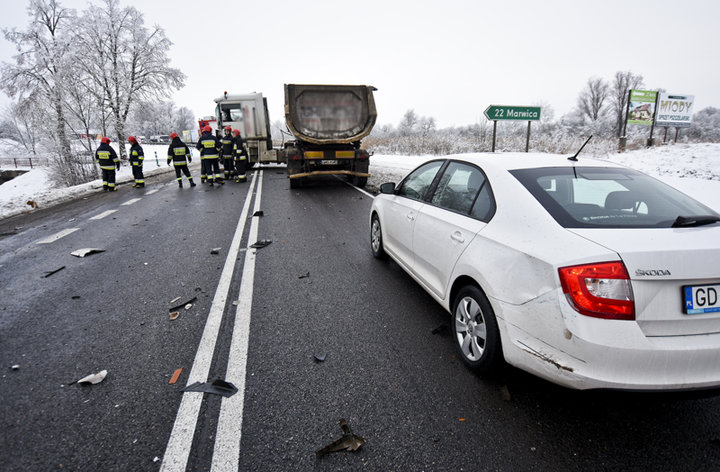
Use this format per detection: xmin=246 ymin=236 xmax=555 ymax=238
xmin=178 ymin=181 xmax=183 ymax=188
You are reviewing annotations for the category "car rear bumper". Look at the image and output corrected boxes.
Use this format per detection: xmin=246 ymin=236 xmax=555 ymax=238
xmin=497 ymin=293 xmax=720 ymax=390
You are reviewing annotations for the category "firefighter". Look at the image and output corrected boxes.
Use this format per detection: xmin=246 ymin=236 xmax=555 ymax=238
xmin=232 ymin=128 xmax=248 ymax=183
xmin=196 ymin=125 xmax=224 ymax=186
xmin=95 ymin=136 xmax=120 ymax=192
xmin=128 ymin=135 xmax=145 ymax=188
xmin=167 ymin=132 xmax=196 ymax=188
xmin=219 ymin=126 xmax=235 ymax=180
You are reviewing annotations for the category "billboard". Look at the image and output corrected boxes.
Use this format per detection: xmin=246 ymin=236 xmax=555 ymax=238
xmin=627 ymin=90 xmax=657 ymax=125
xmin=655 ymin=93 xmax=694 ymax=128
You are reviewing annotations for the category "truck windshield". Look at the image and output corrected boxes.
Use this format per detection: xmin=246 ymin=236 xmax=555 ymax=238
xmin=219 ymin=104 xmax=244 ymax=123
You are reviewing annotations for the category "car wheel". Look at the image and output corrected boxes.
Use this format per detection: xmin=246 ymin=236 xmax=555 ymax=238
xmin=370 ymin=214 xmax=387 ymax=259
xmin=452 ymin=285 xmax=502 ymax=373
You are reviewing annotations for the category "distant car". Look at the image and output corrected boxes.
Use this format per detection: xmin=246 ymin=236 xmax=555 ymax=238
xmin=369 ymin=153 xmax=720 ymax=390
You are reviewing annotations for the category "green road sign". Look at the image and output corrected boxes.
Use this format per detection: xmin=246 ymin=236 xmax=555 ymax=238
xmin=484 ymin=105 xmax=541 ymax=121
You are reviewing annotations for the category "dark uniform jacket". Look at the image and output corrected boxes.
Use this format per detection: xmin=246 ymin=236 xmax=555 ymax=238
xmin=167 ymin=138 xmax=192 ymax=165
xmin=196 ymin=132 xmax=220 ymax=158
xmin=220 ymin=133 xmax=234 ymax=159
xmin=233 ymin=135 xmax=247 ymax=158
xmin=129 ymin=143 xmax=144 ymax=167
xmin=95 ymin=143 xmax=119 ymax=170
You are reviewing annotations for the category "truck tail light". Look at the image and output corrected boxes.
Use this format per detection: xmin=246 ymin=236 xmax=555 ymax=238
xmin=558 ymin=261 xmax=635 ymax=320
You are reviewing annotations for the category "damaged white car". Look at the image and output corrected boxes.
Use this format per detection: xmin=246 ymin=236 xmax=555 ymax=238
xmin=369 ymin=153 xmax=720 ymax=390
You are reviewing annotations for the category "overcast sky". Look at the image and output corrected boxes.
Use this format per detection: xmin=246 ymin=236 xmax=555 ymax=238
xmin=1 ymin=0 xmax=719 ymax=129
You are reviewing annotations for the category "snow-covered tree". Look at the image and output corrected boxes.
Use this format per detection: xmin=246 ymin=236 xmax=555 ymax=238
xmin=75 ymin=0 xmax=185 ymax=159
xmin=398 ymin=109 xmax=418 ymax=136
xmin=610 ymin=71 xmax=644 ymax=137
xmin=577 ymin=77 xmax=609 ymax=123
xmin=0 ymin=0 xmax=89 ymax=185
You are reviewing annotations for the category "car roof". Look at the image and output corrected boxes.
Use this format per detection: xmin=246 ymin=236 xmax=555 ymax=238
xmin=439 ymin=152 xmax=626 ymax=172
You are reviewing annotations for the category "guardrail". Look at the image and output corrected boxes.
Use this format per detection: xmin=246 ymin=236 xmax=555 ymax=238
xmin=0 ymin=157 xmax=44 ymax=169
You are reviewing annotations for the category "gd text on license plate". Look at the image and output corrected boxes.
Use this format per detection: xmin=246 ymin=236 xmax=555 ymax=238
xmin=320 ymin=160 xmax=338 ymax=165
xmin=683 ymin=284 xmax=720 ymax=314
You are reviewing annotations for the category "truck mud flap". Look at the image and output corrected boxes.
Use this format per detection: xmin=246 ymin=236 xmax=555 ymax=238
xmin=288 ymin=170 xmax=371 ymax=179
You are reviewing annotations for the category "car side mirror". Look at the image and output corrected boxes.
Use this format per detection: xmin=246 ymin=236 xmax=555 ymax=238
xmin=380 ymin=182 xmax=396 ymax=194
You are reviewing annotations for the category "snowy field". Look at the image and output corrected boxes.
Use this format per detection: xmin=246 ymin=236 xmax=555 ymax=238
xmin=1 ymin=143 xmax=719 ymax=221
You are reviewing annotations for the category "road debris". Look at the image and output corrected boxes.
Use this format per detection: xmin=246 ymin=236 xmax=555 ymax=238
xmin=76 ymin=369 xmax=108 ymax=385
xmin=26 ymin=200 xmax=38 ymax=209
xmin=42 ymin=266 xmax=66 ymax=278
xmin=210 ymin=247 xmax=222 ymax=255
xmin=169 ymin=368 xmax=183 ymax=384
xmin=170 ymin=296 xmax=181 ymax=304
xmin=169 ymin=312 xmax=179 ymax=320
xmin=169 ymin=296 xmax=197 ymax=312
xmin=71 ymin=248 xmax=105 ymax=258
xmin=182 ymin=379 xmax=238 ymax=397
xmin=253 ymin=210 xmax=264 ymax=217
xmin=316 ymin=419 xmax=365 ymax=456
xmin=298 ymin=272 xmax=310 ymax=279
xmin=314 ymin=352 xmax=327 ymax=362
xmin=431 ymin=323 xmax=448 ymax=335
xmin=71 ymin=295 xmax=81 ymax=300
xmin=184 ymin=303 xmax=192 ymax=310
xmin=10 ymin=364 xmax=20 ymax=370
xmin=250 ymin=239 xmax=272 ymax=249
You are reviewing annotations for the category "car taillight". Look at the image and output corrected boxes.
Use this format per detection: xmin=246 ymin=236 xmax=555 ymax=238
xmin=558 ymin=261 xmax=635 ymax=320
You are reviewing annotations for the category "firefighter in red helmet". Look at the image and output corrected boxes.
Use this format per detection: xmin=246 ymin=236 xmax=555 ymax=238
xmin=196 ymin=125 xmax=224 ymax=186
xmin=128 ymin=135 xmax=145 ymax=188
xmin=219 ymin=125 xmax=235 ymax=180
xmin=95 ymin=136 xmax=120 ymax=192
xmin=167 ymin=132 xmax=196 ymax=188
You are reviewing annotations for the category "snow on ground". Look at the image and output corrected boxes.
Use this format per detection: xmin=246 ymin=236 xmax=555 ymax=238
xmin=1 ymin=143 xmax=720 ymax=220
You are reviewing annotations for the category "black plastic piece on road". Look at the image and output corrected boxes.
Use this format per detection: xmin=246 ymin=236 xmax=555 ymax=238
xmin=316 ymin=419 xmax=365 ymax=456
xmin=253 ymin=210 xmax=264 ymax=217
xmin=182 ymin=379 xmax=238 ymax=398
xmin=169 ymin=296 xmax=198 ymax=313
xmin=42 ymin=266 xmax=66 ymax=278
xmin=250 ymin=240 xmax=272 ymax=249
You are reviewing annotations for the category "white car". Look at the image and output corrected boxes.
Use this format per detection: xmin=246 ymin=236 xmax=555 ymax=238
xmin=369 ymin=153 xmax=720 ymax=390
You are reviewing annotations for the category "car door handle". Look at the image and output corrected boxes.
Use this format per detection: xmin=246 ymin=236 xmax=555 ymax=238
xmin=406 ymin=213 xmax=415 ymax=221
xmin=451 ymin=231 xmax=465 ymax=243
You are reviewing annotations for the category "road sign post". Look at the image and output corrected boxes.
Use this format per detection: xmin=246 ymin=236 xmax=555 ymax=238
xmin=483 ymin=105 xmax=541 ymax=153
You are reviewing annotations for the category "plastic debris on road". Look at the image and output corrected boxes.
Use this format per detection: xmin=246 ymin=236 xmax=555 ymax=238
xmin=169 ymin=368 xmax=183 ymax=384
xmin=71 ymin=248 xmax=105 ymax=258
xmin=210 ymin=247 xmax=222 ymax=254
xmin=316 ymin=419 xmax=365 ymax=456
xmin=182 ymin=379 xmax=238 ymax=397
xmin=314 ymin=352 xmax=327 ymax=362
xmin=42 ymin=266 xmax=65 ymax=278
xmin=10 ymin=364 xmax=20 ymax=370
xmin=253 ymin=210 xmax=264 ymax=217
xmin=76 ymin=369 xmax=108 ymax=385
xmin=169 ymin=296 xmax=197 ymax=312
xmin=299 ymin=272 xmax=310 ymax=279
xmin=250 ymin=240 xmax=271 ymax=249
xmin=169 ymin=312 xmax=179 ymax=320
xmin=184 ymin=304 xmax=192 ymax=310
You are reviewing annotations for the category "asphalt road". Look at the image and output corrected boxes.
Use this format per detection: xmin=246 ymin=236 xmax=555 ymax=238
xmin=2 ymin=167 xmax=720 ymax=471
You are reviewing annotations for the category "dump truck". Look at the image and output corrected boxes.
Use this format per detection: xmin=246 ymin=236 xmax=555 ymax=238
xmin=282 ymin=84 xmax=377 ymax=188
xmin=214 ymin=92 xmax=280 ymax=167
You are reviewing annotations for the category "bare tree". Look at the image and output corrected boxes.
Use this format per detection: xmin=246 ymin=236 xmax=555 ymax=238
xmin=76 ymin=0 xmax=185 ymax=160
xmin=398 ymin=109 xmax=418 ymax=136
xmin=0 ymin=0 xmax=89 ymax=185
xmin=2 ymin=97 xmax=43 ymax=155
xmin=577 ymin=77 xmax=609 ymax=122
xmin=610 ymin=71 xmax=644 ymax=137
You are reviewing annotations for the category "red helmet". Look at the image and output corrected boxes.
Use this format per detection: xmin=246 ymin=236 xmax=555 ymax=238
xmin=101 ymin=137 xmax=111 ymax=144
xmin=203 ymin=125 xmax=212 ymax=133
xmin=224 ymin=126 xmax=231 ymax=131
xmin=170 ymin=132 xmax=179 ymax=139
xmin=231 ymin=129 xmax=240 ymax=135
xmin=128 ymin=136 xmax=137 ymax=144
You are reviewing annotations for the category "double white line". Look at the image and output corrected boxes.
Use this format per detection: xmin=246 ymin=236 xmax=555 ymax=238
xmin=161 ymin=171 xmax=263 ymax=472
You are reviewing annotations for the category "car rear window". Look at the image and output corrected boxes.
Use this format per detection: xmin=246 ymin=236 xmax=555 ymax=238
xmin=510 ymin=166 xmax=719 ymax=228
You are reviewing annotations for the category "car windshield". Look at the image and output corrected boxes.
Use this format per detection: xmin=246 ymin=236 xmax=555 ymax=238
xmin=510 ymin=166 xmax=719 ymax=228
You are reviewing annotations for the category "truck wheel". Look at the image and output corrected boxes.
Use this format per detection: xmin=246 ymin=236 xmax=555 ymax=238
xmin=370 ymin=214 xmax=387 ymax=259
xmin=452 ymin=285 xmax=503 ymax=374
xmin=353 ymin=176 xmax=368 ymax=188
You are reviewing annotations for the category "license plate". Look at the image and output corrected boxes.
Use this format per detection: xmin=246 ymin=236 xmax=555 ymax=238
xmin=683 ymin=284 xmax=720 ymax=314
xmin=320 ymin=160 xmax=338 ymax=165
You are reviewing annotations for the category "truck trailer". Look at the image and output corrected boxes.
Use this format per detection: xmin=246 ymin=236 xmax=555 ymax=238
xmin=281 ymin=84 xmax=377 ymax=188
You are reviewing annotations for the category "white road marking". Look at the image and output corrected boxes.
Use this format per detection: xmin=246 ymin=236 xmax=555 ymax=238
xmin=89 ymin=209 xmax=118 ymax=220
xmin=145 ymin=189 xmax=159 ymax=196
xmin=211 ymin=170 xmax=263 ymax=472
xmin=160 ymin=172 xmax=259 ymax=472
xmin=121 ymin=198 xmax=141 ymax=206
xmin=36 ymin=228 xmax=79 ymax=244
